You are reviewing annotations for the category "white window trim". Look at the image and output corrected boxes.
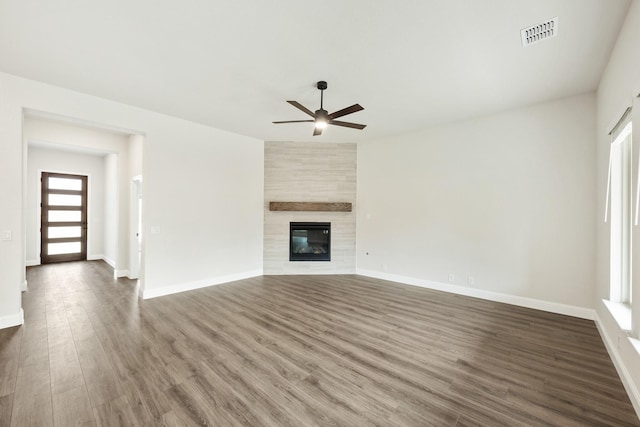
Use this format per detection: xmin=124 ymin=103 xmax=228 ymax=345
xmin=604 ymin=299 xmax=632 ymax=332
xmin=608 ymin=123 xmax=632 ymax=304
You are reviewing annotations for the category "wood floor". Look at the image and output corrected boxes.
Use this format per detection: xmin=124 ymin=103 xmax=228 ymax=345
xmin=0 ymin=261 xmax=638 ymax=426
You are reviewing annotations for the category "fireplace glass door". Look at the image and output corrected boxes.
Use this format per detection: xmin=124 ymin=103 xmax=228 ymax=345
xmin=290 ymin=222 xmax=331 ymax=261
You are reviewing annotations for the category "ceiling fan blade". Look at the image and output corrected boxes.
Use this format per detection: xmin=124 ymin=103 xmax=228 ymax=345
xmin=272 ymin=120 xmax=314 ymax=124
xmin=287 ymin=100 xmax=315 ymax=118
xmin=329 ymin=120 xmax=367 ymax=130
xmin=328 ymin=104 xmax=364 ymax=120
xmin=313 ymin=127 xmax=323 ymax=136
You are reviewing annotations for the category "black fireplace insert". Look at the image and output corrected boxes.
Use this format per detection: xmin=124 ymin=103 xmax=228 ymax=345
xmin=290 ymin=222 xmax=331 ymax=261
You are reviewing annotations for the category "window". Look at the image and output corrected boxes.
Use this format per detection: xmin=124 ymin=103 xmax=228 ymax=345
xmin=606 ymin=109 xmax=633 ymax=306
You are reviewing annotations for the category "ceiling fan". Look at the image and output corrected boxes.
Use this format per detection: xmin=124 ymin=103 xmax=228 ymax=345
xmin=273 ymin=81 xmax=366 ymax=136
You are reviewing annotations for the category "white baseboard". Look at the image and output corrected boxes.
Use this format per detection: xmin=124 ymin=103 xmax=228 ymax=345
xmin=102 ymin=256 xmax=116 ymax=268
xmin=263 ymin=269 xmax=357 ymax=275
xmin=29 ymin=256 xmax=104 ymax=266
xmin=356 ymin=269 xmax=595 ymax=320
xmin=142 ymin=270 xmax=263 ymax=300
xmin=115 ymin=269 xmax=129 ymax=278
xmin=88 ymin=256 xmax=128 ymax=278
xmin=0 ymin=309 xmax=24 ymax=329
xmin=594 ymin=311 xmax=640 ymax=418
xmin=21 ymin=280 xmax=27 ymax=292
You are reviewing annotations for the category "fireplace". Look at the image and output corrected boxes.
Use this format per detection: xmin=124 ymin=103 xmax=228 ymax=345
xmin=290 ymin=222 xmax=331 ymax=261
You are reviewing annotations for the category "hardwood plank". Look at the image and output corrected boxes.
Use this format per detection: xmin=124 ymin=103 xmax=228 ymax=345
xmin=296 ymin=368 xmax=401 ymax=425
xmin=10 ymin=358 xmax=53 ymax=427
xmin=506 ymin=383 xmax=640 ymax=426
xmin=389 ymin=403 xmax=459 ymax=427
xmin=158 ymin=409 xmax=201 ymax=427
xmin=197 ymin=357 xmax=302 ymax=427
xmin=0 ymin=394 xmax=14 ymax=427
xmin=17 ymin=317 xmax=49 ymax=368
xmin=0 ymin=327 xmax=22 ymax=398
xmin=165 ymin=374 xmax=257 ymax=426
xmin=93 ymin=395 xmax=140 ymax=427
xmin=49 ymin=341 xmax=85 ymax=394
xmin=119 ymin=374 xmax=173 ymax=424
xmin=52 ymin=385 xmax=95 ymax=427
xmin=74 ymin=336 xmax=124 ymax=408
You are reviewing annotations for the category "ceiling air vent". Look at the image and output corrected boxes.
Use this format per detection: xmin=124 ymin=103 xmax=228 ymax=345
xmin=521 ymin=17 xmax=558 ymax=47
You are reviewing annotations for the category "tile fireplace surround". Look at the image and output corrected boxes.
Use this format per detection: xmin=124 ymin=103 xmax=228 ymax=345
xmin=263 ymin=141 xmax=356 ymax=274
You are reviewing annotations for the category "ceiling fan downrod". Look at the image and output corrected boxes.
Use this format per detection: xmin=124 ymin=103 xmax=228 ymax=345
xmin=317 ymin=81 xmax=327 ymax=111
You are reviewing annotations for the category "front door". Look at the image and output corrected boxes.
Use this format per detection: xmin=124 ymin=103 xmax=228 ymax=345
xmin=40 ymin=172 xmax=88 ymax=264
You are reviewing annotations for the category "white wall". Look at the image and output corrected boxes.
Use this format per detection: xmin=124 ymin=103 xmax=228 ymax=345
xmin=104 ymin=153 xmax=118 ymax=267
xmin=25 ymin=146 xmax=106 ymax=264
xmin=357 ymin=93 xmax=596 ymax=314
xmin=596 ymin=0 xmax=640 ymax=414
xmin=0 ymin=82 xmax=25 ymax=328
xmin=129 ymin=134 xmax=143 ymax=178
xmin=0 ymin=71 xmax=264 ymax=326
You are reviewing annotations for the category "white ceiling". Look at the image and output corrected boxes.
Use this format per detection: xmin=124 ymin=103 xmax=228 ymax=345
xmin=0 ymin=0 xmax=631 ymax=143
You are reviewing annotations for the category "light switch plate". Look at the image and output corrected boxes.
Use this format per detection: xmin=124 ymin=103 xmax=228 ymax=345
xmin=2 ymin=230 xmax=12 ymax=241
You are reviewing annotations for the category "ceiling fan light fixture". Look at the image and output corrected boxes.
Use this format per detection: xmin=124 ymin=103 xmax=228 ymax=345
xmin=315 ymin=109 xmax=329 ymax=129
xmin=314 ymin=120 xmax=328 ymax=129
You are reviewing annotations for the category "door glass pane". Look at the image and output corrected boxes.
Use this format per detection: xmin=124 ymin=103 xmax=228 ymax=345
xmin=48 ymin=194 xmax=82 ymax=206
xmin=48 ymin=210 xmax=82 ymax=222
xmin=48 ymin=177 xmax=82 ymax=191
xmin=48 ymin=242 xmax=81 ymax=255
xmin=48 ymin=226 xmax=81 ymax=239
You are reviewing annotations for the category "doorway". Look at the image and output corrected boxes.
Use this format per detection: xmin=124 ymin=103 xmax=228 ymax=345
xmin=40 ymin=172 xmax=88 ymax=264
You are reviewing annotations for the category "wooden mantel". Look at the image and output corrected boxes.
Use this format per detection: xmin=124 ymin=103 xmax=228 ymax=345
xmin=269 ymin=202 xmax=352 ymax=212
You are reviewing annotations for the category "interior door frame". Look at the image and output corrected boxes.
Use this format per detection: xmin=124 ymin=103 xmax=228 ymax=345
xmin=40 ymin=171 xmax=88 ymax=264
xmin=129 ymin=175 xmax=143 ymax=280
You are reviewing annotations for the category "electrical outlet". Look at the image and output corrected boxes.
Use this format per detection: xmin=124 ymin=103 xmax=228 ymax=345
xmin=468 ymin=276 xmax=475 ymax=285
xmin=448 ymin=273 xmax=455 ymax=283
xmin=383 ymin=263 xmax=388 ymax=272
